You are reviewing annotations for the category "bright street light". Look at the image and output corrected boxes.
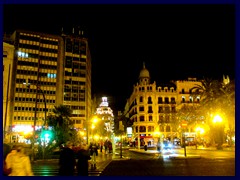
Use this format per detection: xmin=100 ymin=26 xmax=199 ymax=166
xmin=213 ymin=115 xmax=223 ymax=123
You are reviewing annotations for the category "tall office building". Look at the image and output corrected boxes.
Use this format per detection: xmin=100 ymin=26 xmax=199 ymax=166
xmin=3 ymin=29 xmax=91 ymax=143
xmin=61 ymin=28 xmax=92 ymax=130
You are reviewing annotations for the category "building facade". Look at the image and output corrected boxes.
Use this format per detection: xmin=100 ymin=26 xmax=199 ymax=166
xmin=61 ymin=28 xmax=92 ymax=130
xmin=3 ymin=42 xmax=15 ymax=140
xmin=95 ymin=97 xmax=114 ymax=139
xmin=124 ymin=63 xmax=202 ymax=147
xmin=3 ymin=29 xmax=92 ymax=143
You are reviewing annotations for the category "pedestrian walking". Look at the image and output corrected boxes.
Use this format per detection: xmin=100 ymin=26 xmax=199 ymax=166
xmin=133 ymin=141 xmax=136 ymax=148
xmin=108 ymin=141 xmax=113 ymax=153
xmin=89 ymin=141 xmax=98 ymax=170
xmin=59 ymin=141 xmax=76 ymax=176
xmin=104 ymin=140 xmax=108 ymax=154
xmin=100 ymin=141 xmax=103 ymax=152
xmin=5 ymin=144 xmax=33 ymax=176
xmin=76 ymin=144 xmax=91 ymax=176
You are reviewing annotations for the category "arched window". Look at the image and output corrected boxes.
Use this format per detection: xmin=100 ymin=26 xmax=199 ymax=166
xmin=148 ymin=106 xmax=153 ymax=113
xmin=148 ymin=97 xmax=152 ymax=104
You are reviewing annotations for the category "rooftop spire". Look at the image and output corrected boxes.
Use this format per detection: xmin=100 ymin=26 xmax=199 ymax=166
xmin=143 ymin=62 xmax=145 ymax=69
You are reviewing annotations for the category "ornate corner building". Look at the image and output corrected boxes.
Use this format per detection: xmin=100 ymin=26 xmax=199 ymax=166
xmin=124 ymin=63 xmax=202 ymax=146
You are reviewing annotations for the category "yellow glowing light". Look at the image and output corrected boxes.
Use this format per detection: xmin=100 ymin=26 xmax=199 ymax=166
xmin=94 ymin=135 xmax=100 ymax=140
xmin=91 ymin=124 xmax=95 ymax=129
xmin=213 ymin=115 xmax=223 ymax=123
xmin=79 ymin=131 xmax=85 ymax=136
xmin=92 ymin=116 xmax=99 ymax=123
xmin=195 ymin=127 xmax=205 ymax=134
xmin=154 ymin=131 xmax=160 ymax=137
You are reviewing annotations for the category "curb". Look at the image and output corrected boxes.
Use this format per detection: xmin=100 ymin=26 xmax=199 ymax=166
xmin=169 ymin=155 xmax=201 ymax=159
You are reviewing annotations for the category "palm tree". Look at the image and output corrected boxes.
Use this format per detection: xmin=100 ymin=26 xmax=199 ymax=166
xmin=47 ymin=105 xmax=74 ymax=147
xmin=191 ymin=78 xmax=223 ymax=111
xmin=190 ymin=77 xmax=234 ymax=148
xmin=219 ymin=80 xmax=235 ymax=146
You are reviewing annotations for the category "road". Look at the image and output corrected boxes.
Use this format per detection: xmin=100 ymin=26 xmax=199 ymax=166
xmin=100 ymin=158 xmax=235 ymax=176
xmin=31 ymin=146 xmax=235 ymax=176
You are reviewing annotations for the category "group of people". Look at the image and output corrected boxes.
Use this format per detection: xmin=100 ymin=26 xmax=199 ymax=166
xmin=3 ymin=140 xmax=111 ymax=176
xmin=59 ymin=140 xmax=113 ymax=175
xmin=59 ymin=141 xmax=91 ymax=176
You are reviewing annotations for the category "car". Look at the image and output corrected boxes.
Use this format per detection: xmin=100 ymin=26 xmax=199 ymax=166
xmin=162 ymin=141 xmax=172 ymax=150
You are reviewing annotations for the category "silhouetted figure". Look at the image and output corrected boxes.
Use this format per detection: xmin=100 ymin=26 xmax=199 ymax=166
xmin=108 ymin=141 xmax=113 ymax=153
xmin=104 ymin=140 xmax=108 ymax=154
xmin=59 ymin=142 xmax=76 ymax=176
xmin=89 ymin=141 xmax=98 ymax=169
xmin=77 ymin=144 xmax=91 ymax=176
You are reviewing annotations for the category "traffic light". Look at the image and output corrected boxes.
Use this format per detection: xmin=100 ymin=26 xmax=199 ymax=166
xmin=41 ymin=130 xmax=53 ymax=140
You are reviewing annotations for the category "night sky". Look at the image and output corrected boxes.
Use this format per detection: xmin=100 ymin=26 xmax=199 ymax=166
xmin=3 ymin=4 xmax=235 ymax=112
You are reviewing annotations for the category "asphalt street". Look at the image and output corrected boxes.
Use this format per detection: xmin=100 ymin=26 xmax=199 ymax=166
xmin=100 ymin=158 xmax=235 ymax=176
xmin=31 ymin=146 xmax=235 ymax=176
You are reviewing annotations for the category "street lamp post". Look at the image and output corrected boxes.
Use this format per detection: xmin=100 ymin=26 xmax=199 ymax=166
xmin=25 ymin=82 xmax=47 ymax=161
xmin=181 ymin=121 xmax=188 ymax=157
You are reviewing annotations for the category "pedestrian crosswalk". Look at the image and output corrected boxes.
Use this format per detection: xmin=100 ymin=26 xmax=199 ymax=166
xmin=32 ymin=164 xmax=102 ymax=176
xmin=32 ymin=166 xmax=59 ymax=176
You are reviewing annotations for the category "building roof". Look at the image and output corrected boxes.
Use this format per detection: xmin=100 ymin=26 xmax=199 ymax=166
xmin=139 ymin=62 xmax=150 ymax=79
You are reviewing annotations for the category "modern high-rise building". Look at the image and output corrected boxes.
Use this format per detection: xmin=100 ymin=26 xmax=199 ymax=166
xmin=3 ymin=29 xmax=92 ymax=143
xmin=61 ymin=28 xmax=92 ymax=130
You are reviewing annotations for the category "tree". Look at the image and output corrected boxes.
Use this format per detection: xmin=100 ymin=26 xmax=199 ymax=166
xmin=190 ymin=77 xmax=235 ymax=148
xmin=46 ymin=105 xmax=76 ymax=149
xmin=219 ymin=80 xmax=235 ymax=146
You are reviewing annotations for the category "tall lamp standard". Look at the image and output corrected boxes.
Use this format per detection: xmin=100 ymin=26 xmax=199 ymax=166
xmin=25 ymin=81 xmax=47 ymax=161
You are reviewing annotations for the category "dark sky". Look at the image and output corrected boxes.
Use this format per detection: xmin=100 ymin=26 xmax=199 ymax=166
xmin=3 ymin=4 xmax=235 ymax=112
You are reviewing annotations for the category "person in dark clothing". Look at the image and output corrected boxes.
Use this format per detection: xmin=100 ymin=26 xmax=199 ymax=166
xmin=76 ymin=144 xmax=91 ymax=176
xmin=59 ymin=141 xmax=76 ymax=176
xmin=108 ymin=141 xmax=112 ymax=153
xmin=89 ymin=141 xmax=98 ymax=169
